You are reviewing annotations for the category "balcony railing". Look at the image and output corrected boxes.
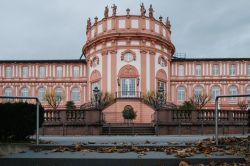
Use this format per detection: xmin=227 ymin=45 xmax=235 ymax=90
xmin=115 ymin=91 xmax=141 ymax=99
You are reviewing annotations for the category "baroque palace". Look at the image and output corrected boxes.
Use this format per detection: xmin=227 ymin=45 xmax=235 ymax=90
xmin=0 ymin=4 xmax=250 ymax=124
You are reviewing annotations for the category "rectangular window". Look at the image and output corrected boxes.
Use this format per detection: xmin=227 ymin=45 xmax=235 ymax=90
xmin=73 ymin=66 xmax=79 ymax=78
xmin=97 ymin=24 xmax=103 ymax=33
xmin=195 ymin=64 xmax=202 ymax=76
xmin=229 ymin=64 xmax=236 ymax=76
xmin=118 ymin=20 xmax=125 ymax=28
xmin=178 ymin=65 xmax=184 ymax=76
xmin=39 ymin=66 xmax=45 ymax=78
xmin=145 ymin=20 xmax=150 ymax=30
xmin=121 ymin=78 xmax=136 ymax=97
xmin=154 ymin=24 xmax=159 ymax=33
xmin=212 ymin=64 xmax=219 ymax=76
xmin=22 ymin=66 xmax=29 ymax=78
xmin=56 ymin=66 xmax=63 ymax=78
xmin=107 ymin=19 xmax=112 ymax=30
xmin=5 ymin=66 xmax=12 ymax=78
xmin=248 ymin=64 xmax=250 ymax=76
xmin=131 ymin=20 xmax=139 ymax=28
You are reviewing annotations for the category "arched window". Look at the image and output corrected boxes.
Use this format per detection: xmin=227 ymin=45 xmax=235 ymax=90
xmin=21 ymin=87 xmax=29 ymax=97
xmin=177 ymin=86 xmax=186 ymax=101
xmin=194 ymin=86 xmax=203 ymax=96
xmin=38 ymin=87 xmax=46 ymax=102
xmin=4 ymin=87 xmax=12 ymax=97
xmin=55 ymin=87 xmax=64 ymax=99
xmin=228 ymin=85 xmax=237 ymax=100
xmin=211 ymin=85 xmax=220 ymax=101
xmin=71 ymin=87 xmax=80 ymax=101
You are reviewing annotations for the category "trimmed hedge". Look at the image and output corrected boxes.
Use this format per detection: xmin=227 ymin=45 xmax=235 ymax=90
xmin=0 ymin=102 xmax=44 ymax=141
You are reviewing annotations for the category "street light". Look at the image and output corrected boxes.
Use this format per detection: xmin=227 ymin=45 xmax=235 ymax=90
xmin=158 ymin=87 xmax=164 ymax=109
xmin=93 ymin=87 xmax=100 ymax=109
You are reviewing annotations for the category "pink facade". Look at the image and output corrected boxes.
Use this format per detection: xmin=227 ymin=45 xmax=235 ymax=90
xmin=0 ymin=5 xmax=250 ymax=123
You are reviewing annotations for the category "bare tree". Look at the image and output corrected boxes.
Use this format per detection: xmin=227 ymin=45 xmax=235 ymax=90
xmin=237 ymin=100 xmax=248 ymax=111
xmin=142 ymin=91 xmax=176 ymax=111
xmin=190 ymin=94 xmax=211 ymax=111
xmin=44 ymin=90 xmax=64 ymax=110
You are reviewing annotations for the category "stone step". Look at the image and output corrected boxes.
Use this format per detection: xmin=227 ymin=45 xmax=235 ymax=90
xmin=102 ymin=126 xmax=155 ymax=135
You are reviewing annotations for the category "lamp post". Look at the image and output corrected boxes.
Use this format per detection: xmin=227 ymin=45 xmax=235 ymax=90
xmin=93 ymin=87 xmax=100 ymax=109
xmin=158 ymin=87 xmax=164 ymax=109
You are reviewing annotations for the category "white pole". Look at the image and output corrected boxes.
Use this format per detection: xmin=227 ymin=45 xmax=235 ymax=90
xmin=215 ymin=97 xmax=219 ymax=146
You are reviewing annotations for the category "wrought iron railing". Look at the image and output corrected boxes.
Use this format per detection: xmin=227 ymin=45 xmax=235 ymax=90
xmin=115 ymin=91 xmax=141 ymax=98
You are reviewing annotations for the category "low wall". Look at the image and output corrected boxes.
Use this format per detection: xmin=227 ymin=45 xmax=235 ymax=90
xmin=155 ymin=109 xmax=249 ymax=135
xmin=41 ymin=109 xmax=102 ymax=135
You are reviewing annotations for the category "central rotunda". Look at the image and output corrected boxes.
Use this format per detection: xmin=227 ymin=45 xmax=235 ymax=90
xmin=82 ymin=4 xmax=175 ymax=123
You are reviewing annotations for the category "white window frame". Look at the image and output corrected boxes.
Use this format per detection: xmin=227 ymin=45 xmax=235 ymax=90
xmin=229 ymin=64 xmax=236 ymax=76
xmin=121 ymin=78 xmax=136 ymax=97
xmin=195 ymin=64 xmax=202 ymax=76
xmin=178 ymin=65 xmax=184 ymax=76
xmin=39 ymin=66 xmax=45 ymax=78
xmin=73 ymin=66 xmax=80 ymax=78
xmin=212 ymin=64 xmax=219 ymax=76
xmin=56 ymin=66 xmax=63 ymax=78
xmin=21 ymin=87 xmax=29 ymax=97
xmin=38 ymin=87 xmax=45 ymax=102
xmin=211 ymin=86 xmax=220 ymax=101
xmin=177 ymin=86 xmax=186 ymax=101
xmin=4 ymin=87 xmax=12 ymax=96
xmin=71 ymin=87 xmax=80 ymax=101
xmin=22 ymin=66 xmax=29 ymax=78
xmin=5 ymin=66 xmax=12 ymax=78
xmin=228 ymin=85 xmax=237 ymax=100
xmin=248 ymin=64 xmax=250 ymax=76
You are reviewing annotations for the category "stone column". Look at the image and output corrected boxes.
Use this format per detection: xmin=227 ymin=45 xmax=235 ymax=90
xmin=110 ymin=50 xmax=117 ymax=94
xmin=140 ymin=50 xmax=147 ymax=94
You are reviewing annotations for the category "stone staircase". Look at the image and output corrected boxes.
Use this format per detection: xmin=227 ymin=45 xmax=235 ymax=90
xmin=102 ymin=124 xmax=155 ymax=135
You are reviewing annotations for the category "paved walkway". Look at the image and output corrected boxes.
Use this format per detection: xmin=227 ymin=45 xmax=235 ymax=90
xmin=37 ymin=134 xmax=249 ymax=145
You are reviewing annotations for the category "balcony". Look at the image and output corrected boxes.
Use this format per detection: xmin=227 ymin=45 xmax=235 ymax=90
xmin=115 ymin=91 xmax=141 ymax=99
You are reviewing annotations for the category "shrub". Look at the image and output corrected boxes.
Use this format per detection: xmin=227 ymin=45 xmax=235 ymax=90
xmin=66 ymin=101 xmax=76 ymax=110
xmin=0 ymin=102 xmax=44 ymax=141
xmin=122 ymin=105 xmax=137 ymax=120
xmin=179 ymin=101 xmax=195 ymax=110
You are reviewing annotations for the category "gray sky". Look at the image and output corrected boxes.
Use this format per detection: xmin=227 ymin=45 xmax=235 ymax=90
xmin=0 ymin=0 xmax=250 ymax=60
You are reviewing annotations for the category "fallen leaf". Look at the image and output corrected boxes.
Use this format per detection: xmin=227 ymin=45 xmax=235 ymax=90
xmin=179 ymin=161 xmax=189 ymax=166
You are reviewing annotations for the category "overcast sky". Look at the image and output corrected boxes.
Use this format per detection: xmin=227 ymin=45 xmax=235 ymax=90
xmin=0 ymin=0 xmax=250 ymax=60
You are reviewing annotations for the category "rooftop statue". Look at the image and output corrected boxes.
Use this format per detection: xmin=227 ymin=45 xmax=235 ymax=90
xmin=140 ymin=3 xmax=146 ymax=16
xmin=149 ymin=4 xmax=154 ymax=18
xmin=87 ymin=18 xmax=91 ymax=32
xmin=166 ymin=17 xmax=171 ymax=29
xmin=104 ymin=6 xmax=109 ymax=18
xmin=111 ymin=4 xmax=117 ymax=16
